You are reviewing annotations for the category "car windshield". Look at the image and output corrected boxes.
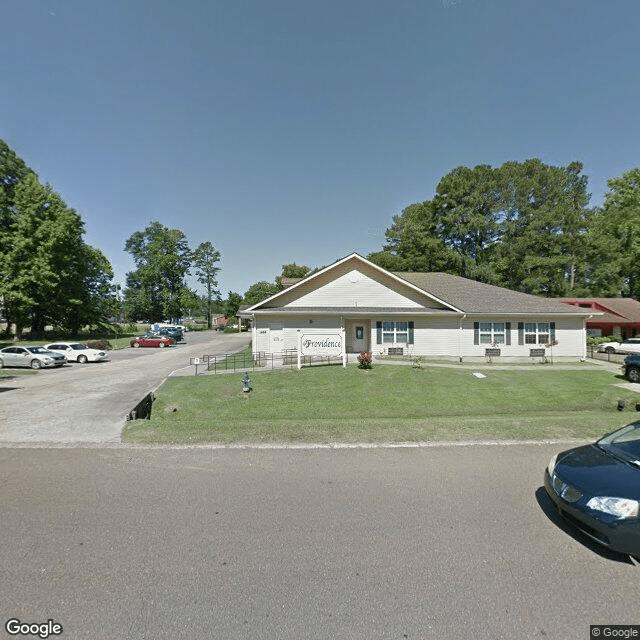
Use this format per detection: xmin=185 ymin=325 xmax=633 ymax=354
xmin=597 ymin=422 xmax=640 ymax=464
xmin=26 ymin=347 xmax=50 ymax=354
xmin=70 ymin=343 xmax=88 ymax=350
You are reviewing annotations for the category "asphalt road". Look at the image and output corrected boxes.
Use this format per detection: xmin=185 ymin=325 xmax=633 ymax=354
xmin=0 ymin=443 xmax=638 ymax=640
xmin=0 ymin=331 xmax=251 ymax=444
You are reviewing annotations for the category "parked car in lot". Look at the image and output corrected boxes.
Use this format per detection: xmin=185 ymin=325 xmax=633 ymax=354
xmin=544 ymin=421 xmax=640 ymax=557
xmin=598 ymin=338 xmax=640 ymax=354
xmin=44 ymin=342 xmax=109 ymax=364
xmin=155 ymin=327 xmax=184 ymax=342
xmin=130 ymin=334 xmax=175 ymax=348
xmin=622 ymin=354 xmax=640 ymax=383
xmin=151 ymin=322 xmax=188 ymax=333
xmin=0 ymin=346 xmax=67 ymax=369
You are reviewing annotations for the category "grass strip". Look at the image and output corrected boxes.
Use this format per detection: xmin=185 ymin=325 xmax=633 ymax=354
xmin=123 ymin=365 xmax=635 ymax=444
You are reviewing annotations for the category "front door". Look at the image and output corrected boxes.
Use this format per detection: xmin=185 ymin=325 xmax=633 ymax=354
xmin=352 ymin=323 xmax=368 ymax=352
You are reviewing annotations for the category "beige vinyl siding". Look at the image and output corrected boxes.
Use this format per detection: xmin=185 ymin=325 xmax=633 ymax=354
xmin=370 ymin=316 xmax=459 ymax=356
xmin=271 ymin=260 xmax=445 ymax=309
xmin=285 ymin=270 xmax=425 ymax=308
xmin=460 ymin=317 xmax=586 ymax=358
xmin=410 ymin=317 xmax=461 ymax=356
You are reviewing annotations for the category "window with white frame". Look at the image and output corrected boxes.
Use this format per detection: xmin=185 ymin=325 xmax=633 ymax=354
xmin=478 ymin=322 xmax=506 ymax=345
xmin=376 ymin=321 xmax=414 ymax=344
xmin=524 ymin=322 xmax=550 ymax=344
xmin=518 ymin=321 xmax=555 ymax=345
xmin=473 ymin=322 xmax=511 ymax=346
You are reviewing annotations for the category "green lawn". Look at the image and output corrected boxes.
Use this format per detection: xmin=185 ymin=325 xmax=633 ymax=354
xmin=122 ymin=364 xmax=637 ymax=444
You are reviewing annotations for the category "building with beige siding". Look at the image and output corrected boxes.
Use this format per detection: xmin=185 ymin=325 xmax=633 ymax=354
xmin=239 ymin=253 xmax=594 ymax=362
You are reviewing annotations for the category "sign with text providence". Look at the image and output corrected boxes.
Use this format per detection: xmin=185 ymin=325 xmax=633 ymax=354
xmin=300 ymin=333 xmax=343 ymax=356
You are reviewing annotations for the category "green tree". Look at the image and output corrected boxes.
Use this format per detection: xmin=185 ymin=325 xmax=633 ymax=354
xmin=0 ymin=140 xmax=32 ymax=227
xmin=275 ymin=263 xmax=311 ymax=289
xmin=55 ymin=244 xmax=115 ymax=334
xmin=494 ymin=159 xmax=591 ymax=295
xmin=594 ymin=168 xmax=640 ymax=298
xmin=2 ymin=174 xmax=113 ymax=337
xmin=223 ymin=292 xmax=243 ymax=323
xmin=433 ymin=164 xmax=502 ymax=281
xmin=192 ymin=241 xmax=221 ymax=329
xmin=0 ymin=140 xmax=34 ymax=324
xmin=244 ymin=281 xmax=279 ymax=305
xmin=123 ymin=221 xmax=192 ymax=322
xmin=368 ymin=201 xmax=461 ymax=274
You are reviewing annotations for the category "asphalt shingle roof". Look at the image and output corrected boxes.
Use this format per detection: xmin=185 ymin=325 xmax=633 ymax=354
xmin=394 ymin=272 xmax=588 ymax=314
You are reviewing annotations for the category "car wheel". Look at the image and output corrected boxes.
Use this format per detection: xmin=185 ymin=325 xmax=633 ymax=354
xmin=30 ymin=359 xmax=42 ymax=370
xmin=627 ymin=367 xmax=640 ymax=383
xmin=133 ymin=342 xmax=141 ymax=348
xmin=605 ymin=346 xmax=616 ymax=353
xmin=0 ymin=359 xmax=3 ymax=369
xmin=78 ymin=355 xmax=88 ymax=364
xmin=159 ymin=342 xmax=165 ymax=348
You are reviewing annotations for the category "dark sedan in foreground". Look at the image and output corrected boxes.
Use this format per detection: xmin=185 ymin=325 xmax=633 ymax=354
xmin=544 ymin=422 xmax=640 ymax=556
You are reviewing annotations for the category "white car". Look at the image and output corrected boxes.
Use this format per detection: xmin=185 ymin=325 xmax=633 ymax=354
xmin=598 ymin=338 xmax=640 ymax=354
xmin=151 ymin=323 xmax=188 ymax=332
xmin=44 ymin=342 xmax=109 ymax=364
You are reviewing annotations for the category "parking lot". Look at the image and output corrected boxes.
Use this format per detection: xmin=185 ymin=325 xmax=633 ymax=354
xmin=0 ymin=331 xmax=251 ymax=444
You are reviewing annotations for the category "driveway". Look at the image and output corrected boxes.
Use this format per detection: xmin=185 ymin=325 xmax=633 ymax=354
xmin=0 ymin=331 xmax=251 ymax=444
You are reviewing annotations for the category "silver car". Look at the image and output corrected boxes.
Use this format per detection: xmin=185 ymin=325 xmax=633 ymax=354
xmin=0 ymin=346 xmax=67 ymax=369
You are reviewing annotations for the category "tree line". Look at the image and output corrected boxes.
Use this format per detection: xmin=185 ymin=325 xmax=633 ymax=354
xmin=368 ymin=159 xmax=640 ymax=299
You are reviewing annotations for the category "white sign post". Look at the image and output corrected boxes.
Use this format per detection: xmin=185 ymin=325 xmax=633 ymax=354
xmin=298 ymin=333 xmax=345 ymax=369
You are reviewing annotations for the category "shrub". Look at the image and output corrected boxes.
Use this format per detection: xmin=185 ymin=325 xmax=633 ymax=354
xmin=357 ymin=351 xmax=373 ymax=369
xmin=587 ymin=335 xmax=616 ymax=347
xmin=86 ymin=339 xmax=112 ymax=351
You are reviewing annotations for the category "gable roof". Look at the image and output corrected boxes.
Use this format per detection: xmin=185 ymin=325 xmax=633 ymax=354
xmin=242 ymin=253 xmax=459 ymax=313
xmin=241 ymin=253 xmax=593 ymax=316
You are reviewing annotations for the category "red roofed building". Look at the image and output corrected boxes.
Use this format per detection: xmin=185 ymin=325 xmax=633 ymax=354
xmin=556 ymin=298 xmax=640 ymax=339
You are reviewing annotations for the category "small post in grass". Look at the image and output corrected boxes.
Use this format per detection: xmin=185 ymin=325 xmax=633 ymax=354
xmin=242 ymin=372 xmax=251 ymax=393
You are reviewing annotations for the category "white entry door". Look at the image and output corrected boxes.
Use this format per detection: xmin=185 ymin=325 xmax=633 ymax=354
xmin=269 ymin=323 xmax=284 ymax=353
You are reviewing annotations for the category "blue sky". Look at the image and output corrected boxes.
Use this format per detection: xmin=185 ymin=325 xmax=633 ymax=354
xmin=2 ymin=0 xmax=639 ymax=298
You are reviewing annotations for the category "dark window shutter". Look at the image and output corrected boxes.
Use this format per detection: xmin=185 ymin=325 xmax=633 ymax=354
xmin=474 ymin=322 xmax=479 ymax=345
xmin=506 ymin=322 xmax=511 ymax=346
xmin=376 ymin=321 xmax=382 ymax=344
xmin=408 ymin=321 xmax=414 ymax=344
xmin=550 ymin=321 xmax=556 ymax=342
xmin=518 ymin=322 xmax=524 ymax=345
